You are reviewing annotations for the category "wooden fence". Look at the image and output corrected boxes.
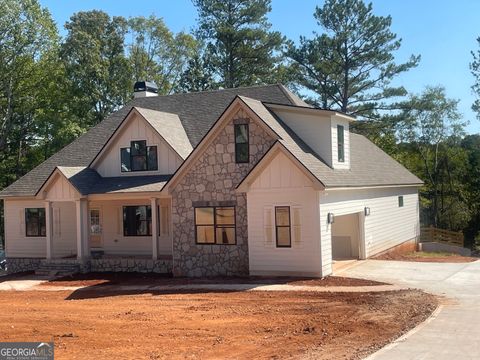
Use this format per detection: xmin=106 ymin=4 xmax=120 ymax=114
xmin=420 ymin=226 xmax=464 ymax=247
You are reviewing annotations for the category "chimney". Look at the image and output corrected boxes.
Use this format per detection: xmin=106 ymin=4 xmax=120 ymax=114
xmin=133 ymin=81 xmax=158 ymax=98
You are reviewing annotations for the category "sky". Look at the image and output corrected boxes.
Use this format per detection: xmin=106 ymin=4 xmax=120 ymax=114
xmin=39 ymin=0 xmax=480 ymax=134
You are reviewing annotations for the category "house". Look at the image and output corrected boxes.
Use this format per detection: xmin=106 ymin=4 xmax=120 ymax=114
xmin=0 ymin=84 xmax=422 ymax=277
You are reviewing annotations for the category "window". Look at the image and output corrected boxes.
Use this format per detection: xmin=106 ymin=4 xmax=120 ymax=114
xmin=398 ymin=196 xmax=404 ymax=207
xmin=123 ymin=206 xmax=152 ymax=236
xmin=337 ymin=125 xmax=345 ymax=162
xmin=275 ymin=206 xmax=291 ymax=247
xmin=195 ymin=207 xmax=236 ymax=244
xmin=90 ymin=209 xmax=101 ymax=235
xmin=121 ymin=140 xmax=158 ymax=172
xmin=234 ymin=124 xmax=249 ymax=163
xmin=25 ymin=208 xmax=46 ymax=237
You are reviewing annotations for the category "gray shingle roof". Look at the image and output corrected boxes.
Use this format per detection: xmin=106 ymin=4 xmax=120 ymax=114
xmin=1 ymin=84 xmax=302 ymax=197
xmin=240 ymin=96 xmax=423 ymax=188
xmin=134 ymin=107 xmax=192 ymax=159
xmin=56 ymin=167 xmax=169 ymax=194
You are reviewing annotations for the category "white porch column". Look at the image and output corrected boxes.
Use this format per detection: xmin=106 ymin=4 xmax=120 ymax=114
xmin=151 ymin=198 xmax=158 ymax=260
xmin=76 ymin=198 xmax=89 ymax=261
xmin=44 ymin=201 xmax=53 ymax=260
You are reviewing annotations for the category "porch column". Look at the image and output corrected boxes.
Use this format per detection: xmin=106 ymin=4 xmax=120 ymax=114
xmin=151 ymin=198 xmax=158 ymax=260
xmin=76 ymin=198 xmax=89 ymax=261
xmin=44 ymin=201 xmax=53 ymax=260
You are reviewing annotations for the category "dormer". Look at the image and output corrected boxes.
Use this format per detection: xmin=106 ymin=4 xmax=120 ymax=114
xmin=90 ymin=107 xmax=193 ymax=177
xmin=266 ymin=104 xmax=354 ymax=170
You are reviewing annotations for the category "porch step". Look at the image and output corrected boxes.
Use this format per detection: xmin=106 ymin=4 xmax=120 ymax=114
xmin=35 ymin=261 xmax=81 ymax=277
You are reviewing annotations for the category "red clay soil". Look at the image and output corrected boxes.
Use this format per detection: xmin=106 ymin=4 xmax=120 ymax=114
xmin=40 ymin=272 xmax=387 ymax=288
xmin=374 ymin=251 xmax=478 ymax=263
xmin=0 ymin=288 xmax=435 ymax=359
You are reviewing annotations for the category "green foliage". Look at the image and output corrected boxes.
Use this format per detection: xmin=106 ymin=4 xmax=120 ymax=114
xmin=288 ymin=0 xmax=419 ymax=118
xmin=127 ymin=15 xmax=198 ymax=94
xmin=61 ymin=10 xmax=131 ymax=127
xmin=193 ymin=0 xmax=285 ymax=88
xmin=175 ymin=47 xmax=217 ymax=93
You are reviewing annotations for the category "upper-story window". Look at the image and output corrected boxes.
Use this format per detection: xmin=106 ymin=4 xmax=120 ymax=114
xmin=337 ymin=125 xmax=345 ymax=163
xmin=234 ymin=124 xmax=249 ymax=163
xmin=121 ymin=140 xmax=158 ymax=172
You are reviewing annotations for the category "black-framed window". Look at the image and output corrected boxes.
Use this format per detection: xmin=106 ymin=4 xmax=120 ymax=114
xmin=195 ymin=207 xmax=236 ymax=245
xmin=398 ymin=196 xmax=404 ymax=207
xmin=337 ymin=125 xmax=345 ymax=162
xmin=121 ymin=140 xmax=158 ymax=172
xmin=123 ymin=205 xmax=152 ymax=236
xmin=275 ymin=206 xmax=291 ymax=248
xmin=25 ymin=208 xmax=46 ymax=237
xmin=234 ymin=124 xmax=249 ymax=163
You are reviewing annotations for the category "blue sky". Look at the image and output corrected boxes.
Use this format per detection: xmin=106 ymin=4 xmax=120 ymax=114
xmin=39 ymin=0 xmax=480 ymax=133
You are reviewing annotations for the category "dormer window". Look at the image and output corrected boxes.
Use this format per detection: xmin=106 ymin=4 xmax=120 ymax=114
xmin=337 ymin=125 xmax=345 ymax=163
xmin=234 ymin=124 xmax=249 ymax=163
xmin=121 ymin=140 xmax=158 ymax=172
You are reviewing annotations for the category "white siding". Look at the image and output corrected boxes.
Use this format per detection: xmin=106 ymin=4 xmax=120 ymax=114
xmin=94 ymin=113 xmax=183 ymax=177
xmin=331 ymin=118 xmax=350 ymax=169
xmin=4 ymin=199 xmax=46 ymax=258
xmin=44 ymin=173 xmax=80 ymax=201
xmin=88 ymin=199 xmax=172 ymax=256
xmin=319 ymin=187 xmax=420 ymax=275
xmin=274 ymin=109 xmax=333 ymax=167
xmin=247 ymin=151 xmax=322 ymax=276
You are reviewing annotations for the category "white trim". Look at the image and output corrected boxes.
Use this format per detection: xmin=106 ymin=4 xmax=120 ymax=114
xmin=264 ymin=103 xmax=355 ymax=122
xmin=325 ymin=184 xmax=423 ymax=191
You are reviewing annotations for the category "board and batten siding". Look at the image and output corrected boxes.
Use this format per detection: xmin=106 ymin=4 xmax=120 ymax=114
xmin=319 ymin=186 xmax=420 ymax=275
xmin=247 ymin=151 xmax=322 ymax=276
xmin=93 ymin=113 xmax=183 ymax=177
xmin=51 ymin=201 xmax=77 ymax=258
xmin=330 ymin=118 xmax=350 ymax=169
xmin=4 ymin=199 xmax=46 ymax=258
xmin=89 ymin=199 xmax=172 ymax=256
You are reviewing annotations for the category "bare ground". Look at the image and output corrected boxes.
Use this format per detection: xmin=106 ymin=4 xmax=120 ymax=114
xmin=374 ymin=251 xmax=478 ymax=263
xmin=39 ymin=272 xmax=387 ymax=288
xmin=0 ymin=287 xmax=436 ymax=359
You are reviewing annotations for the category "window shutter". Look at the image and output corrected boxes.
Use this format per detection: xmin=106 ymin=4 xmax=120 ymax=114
xmin=292 ymin=206 xmax=302 ymax=245
xmin=117 ymin=207 xmax=122 ymax=235
xmin=160 ymin=205 xmax=169 ymax=236
xmin=264 ymin=207 xmax=274 ymax=246
xmin=53 ymin=208 xmax=61 ymax=237
xmin=20 ymin=209 xmax=25 ymax=236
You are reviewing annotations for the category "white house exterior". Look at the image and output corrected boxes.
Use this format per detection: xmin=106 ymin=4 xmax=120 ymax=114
xmin=0 ymin=84 xmax=422 ymax=277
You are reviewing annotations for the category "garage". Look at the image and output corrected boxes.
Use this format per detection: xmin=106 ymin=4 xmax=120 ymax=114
xmin=331 ymin=213 xmax=362 ymax=260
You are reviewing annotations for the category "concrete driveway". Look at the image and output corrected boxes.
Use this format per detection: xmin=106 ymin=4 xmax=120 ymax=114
xmin=340 ymin=259 xmax=480 ymax=360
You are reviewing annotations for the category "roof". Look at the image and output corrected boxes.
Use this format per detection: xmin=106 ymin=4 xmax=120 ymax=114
xmin=1 ymin=84 xmax=303 ymax=197
xmin=49 ymin=167 xmax=169 ymax=195
xmin=134 ymin=107 xmax=192 ymax=159
xmin=239 ymin=96 xmax=423 ymax=188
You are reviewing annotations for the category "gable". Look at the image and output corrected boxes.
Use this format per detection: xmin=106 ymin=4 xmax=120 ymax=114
xmin=92 ymin=110 xmax=184 ymax=177
xmin=38 ymin=170 xmax=81 ymax=201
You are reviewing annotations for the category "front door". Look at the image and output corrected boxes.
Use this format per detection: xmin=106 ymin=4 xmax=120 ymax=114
xmin=89 ymin=208 xmax=103 ymax=249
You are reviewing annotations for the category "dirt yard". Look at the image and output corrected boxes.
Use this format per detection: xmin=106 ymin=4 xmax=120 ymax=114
xmin=374 ymin=250 xmax=478 ymax=263
xmin=0 ymin=286 xmax=436 ymax=359
xmin=39 ymin=272 xmax=387 ymax=288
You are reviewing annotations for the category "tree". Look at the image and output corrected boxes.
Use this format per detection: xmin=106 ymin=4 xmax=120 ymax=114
xmin=396 ymin=86 xmax=467 ymax=229
xmin=61 ymin=10 xmax=131 ymax=127
xmin=127 ymin=15 xmax=197 ymax=94
xmin=470 ymin=37 xmax=480 ymax=119
xmin=193 ymin=0 xmax=284 ymax=88
xmin=288 ymin=0 xmax=420 ymax=118
xmin=175 ymin=47 xmax=216 ymax=93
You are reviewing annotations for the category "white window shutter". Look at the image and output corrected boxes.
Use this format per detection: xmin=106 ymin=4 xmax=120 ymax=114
xmin=53 ymin=208 xmax=61 ymax=237
xmin=160 ymin=205 xmax=169 ymax=236
xmin=292 ymin=206 xmax=302 ymax=245
xmin=264 ymin=207 xmax=273 ymax=246
xmin=117 ymin=207 xmax=122 ymax=235
xmin=19 ymin=209 xmax=25 ymax=235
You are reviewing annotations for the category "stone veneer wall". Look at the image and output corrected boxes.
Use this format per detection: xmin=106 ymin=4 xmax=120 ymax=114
xmin=6 ymin=258 xmax=42 ymax=274
xmin=89 ymin=258 xmax=172 ymax=274
xmin=171 ymin=108 xmax=276 ymax=277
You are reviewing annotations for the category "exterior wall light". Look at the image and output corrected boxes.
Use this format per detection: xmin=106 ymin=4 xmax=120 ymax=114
xmin=327 ymin=212 xmax=335 ymax=224
xmin=364 ymin=207 xmax=371 ymax=216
